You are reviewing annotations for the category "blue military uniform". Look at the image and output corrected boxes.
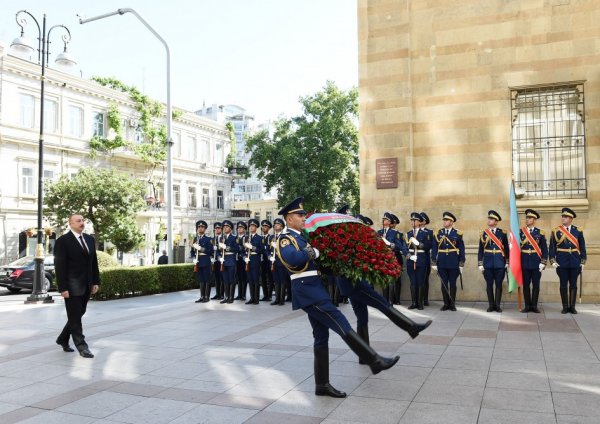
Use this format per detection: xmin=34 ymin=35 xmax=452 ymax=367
xmin=519 ymin=209 xmax=548 ymax=313
xmin=211 ymin=222 xmax=224 ymax=300
xmin=235 ymin=222 xmax=248 ymax=301
xmin=244 ymin=219 xmax=265 ymax=304
xmin=191 ymin=220 xmax=214 ymax=303
xmin=431 ymin=212 xmax=465 ymax=311
xmin=478 ymin=210 xmax=509 ymax=312
xmin=260 ymin=220 xmax=274 ymax=302
xmin=276 ymin=197 xmax=399 ymax=396
xmin=270 ymin=218 xmax=289 ymax=305
xmin=420 ymin=212 xmax=433 ymax=306
xmin=405 ymin=212 xmax=432 ymax=310
xmin=549 ymin=207 xmax=586 ymax=314
xmin=219 ymin=220 xmax=239 ymax=304
xmin=377 ymin=212 xmax=406 ymax=303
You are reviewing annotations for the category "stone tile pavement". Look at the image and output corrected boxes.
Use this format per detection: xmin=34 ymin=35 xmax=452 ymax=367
xmin=1 ymin=287 xmax=599 ymax=424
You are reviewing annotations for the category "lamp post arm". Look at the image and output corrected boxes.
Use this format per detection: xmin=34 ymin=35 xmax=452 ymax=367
xmin=15 ymin=10 xmax=41 ymax=63
xmin=46 ymin=25 xmax=72 ymax=63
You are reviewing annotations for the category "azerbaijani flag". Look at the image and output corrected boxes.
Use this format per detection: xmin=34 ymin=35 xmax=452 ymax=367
xmin=304 ymin=213 xmax=361 ymax=233
xmin=507 ymin=182 xmax=523 ymax=293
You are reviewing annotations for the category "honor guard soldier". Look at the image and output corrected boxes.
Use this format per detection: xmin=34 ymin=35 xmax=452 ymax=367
xmin=211 ymin=222 xmax=224 ymax=300
xmin=191 ymin=220 xmax=214 ymax=303
xmin=276 ymin=197 xmax=399 ymax=398
xmin=235 ymin=221 xmax=248 ymax=301
xmin=340 ymin=215 xmax=432 ymax=359
xmin=218 ymin=220 xmax=239 ymax=304
xmin=390 ymin=213 xmax=406 ymax=304
xmin=520 ymin=209 xmax=548 ymax=313
xmin=405 ymin=212 xmax=432 ymax=310
xmin=549 ymin=207 xmax=586 ymax=314
xmin=270 ymin=218 xmax=288 ymax=305
xmin=260 ymin=220 xmax=274 ymax=301
xmin=378 ymin=212 xmax=406 ymax=303
xmin=244 ymin=219 xmax=265 ymax=304
xmin=431 ymin=212 xmax=465 ymax=311
xmin=478 ymin=210 xmax=509 ymax=312
xmin=419 ymin=212 xmax=433 ymax=306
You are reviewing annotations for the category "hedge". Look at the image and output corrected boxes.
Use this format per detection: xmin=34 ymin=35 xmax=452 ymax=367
xmin=94 ymin=264 xmax=196 ymax=300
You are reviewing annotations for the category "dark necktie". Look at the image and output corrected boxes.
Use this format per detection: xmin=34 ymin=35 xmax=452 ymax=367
xmin=79 ymin=235 xmax=89 ymax=255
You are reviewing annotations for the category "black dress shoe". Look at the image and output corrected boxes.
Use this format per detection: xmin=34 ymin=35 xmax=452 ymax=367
xmin=56 ymin=340 xmax=74 ymax=352
xmin=315 ymin=383 xmax=347 ymax=398
xmin=79 ymin=349 xmax=94 ymax=358
xmin=194 ymin=298 xmax=203 ymax=303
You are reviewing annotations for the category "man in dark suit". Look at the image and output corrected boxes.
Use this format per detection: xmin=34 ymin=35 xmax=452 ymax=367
xmin=157 ymin=250 xmax=168 ymax=265
xmin=54 ymin=214 xmax=100 ymax=358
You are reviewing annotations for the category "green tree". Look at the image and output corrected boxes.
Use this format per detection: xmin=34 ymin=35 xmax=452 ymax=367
xmin=245 ymin=81 xmax=359 ymax=212
xmin=110 ymin=216 xmax=145 ymax=254
xmin=44 ymin=168 xmax=146 ymax=248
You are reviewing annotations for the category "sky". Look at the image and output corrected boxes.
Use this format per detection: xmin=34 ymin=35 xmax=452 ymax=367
xmin=0 ymin=0 xmax=358 ymax=122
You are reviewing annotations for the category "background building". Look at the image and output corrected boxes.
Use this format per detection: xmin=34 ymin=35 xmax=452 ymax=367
xmin=196 ymin=103 xmax=277 ymax=202
xmin=0 ymin=45 xmax=233 ymax=265
xmin=358 ymin=0 xmax=599 ymax=301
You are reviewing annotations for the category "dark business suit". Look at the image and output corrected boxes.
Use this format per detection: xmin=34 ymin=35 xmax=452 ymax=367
xmin=54 ymin=231 xmax=100 ymax=352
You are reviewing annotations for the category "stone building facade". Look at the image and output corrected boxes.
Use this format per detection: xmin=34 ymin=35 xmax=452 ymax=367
xmin=358 ymin=0 xmax=599 ymax=301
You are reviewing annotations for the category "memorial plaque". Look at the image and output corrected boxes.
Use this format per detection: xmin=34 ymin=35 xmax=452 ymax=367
xmin=376 ymin=158 xmax=398 ymax=189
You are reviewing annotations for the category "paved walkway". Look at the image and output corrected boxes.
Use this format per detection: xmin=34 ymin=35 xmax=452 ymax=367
xmin=0 ymin=287 xmax=599 ymax=424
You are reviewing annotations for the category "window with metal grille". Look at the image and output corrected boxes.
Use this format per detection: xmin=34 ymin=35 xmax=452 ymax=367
xmin=511 ymin=82 xmax=586 ymax=199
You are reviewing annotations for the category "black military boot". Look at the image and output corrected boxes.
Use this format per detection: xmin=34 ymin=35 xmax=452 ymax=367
xmin=260 ymin=280 xmax=269 ymax=301
xmin=449 ymin=286 xmax=457 ymax=311
xmin=423 ymin=278 xmax=429 ymax=306
xmin=408 ymin=286 xmax=417 ymax=310
xmin=280 ymin=284 xmax=287 ymax=305
xmin=195 ymin=283 xmax=204 ymax=303
xmin=417 ymin=286 xmax=424 ymax=310
xmin=569 ymin=288 xmax=578 ymax=314
xmin=486 ymin=286 xmax=495 ymax=312
xmin=393 ymin=278 xmax=401 ymax=305
xmin=270 ymin=285 xmax=280 ymax=305
xmin=560 ymin=287 xmax=568 ymax=314
xmin=314 ymin=347 xmax=346 ymax=398
xmin=227 ymin=285 xmax=235 ymax=303
xmin=381 ymin=306 xmax=432 ymax=339
xmin=253 ymin=283 xmax=260 ymax=304
xmin=357 ymin=326 xmax=369 ymax=364
xmin=531 ymin=287 xmax=540 ymax=313
xmin=211 ymin=280 xmax=221 ymax=299
xmin=440 ymin=285 xmax=450 ymax=311
xmin=245 ymin=283 xmax=255 ymax=304
xmin=521 ymin=286 xmax=531 ymax=313
xmin=495 ymin=285 xmax=503 ymax=313
xmin=220 ymin=285 xmax=229 ymax=304
xmin=203 ymin=281 xmax=212 ymax=302
xmin=342 ymin=330 xmax=399 ymax=375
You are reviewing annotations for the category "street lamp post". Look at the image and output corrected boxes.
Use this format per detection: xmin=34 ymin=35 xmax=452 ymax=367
xmin=80 ymin=8 xmax=174 ymax=264
xmin=10 ymin=10 xmax=76 ymax=304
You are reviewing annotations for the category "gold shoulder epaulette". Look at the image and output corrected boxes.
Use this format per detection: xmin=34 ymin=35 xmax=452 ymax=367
xmin=539 ymin=229 xmax=545 ymax=236
xmin=456 ymin=229 xmax=463 ymax=236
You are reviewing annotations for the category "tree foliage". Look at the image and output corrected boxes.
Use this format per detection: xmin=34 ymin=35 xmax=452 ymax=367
xmin=44 ymin=168 xmax=146 ymax=250
xmin=245 ymin=81 xmax=359 ymax=212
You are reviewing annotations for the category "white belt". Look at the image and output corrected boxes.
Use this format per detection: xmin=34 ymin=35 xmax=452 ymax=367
xmin=290 ymin=270 xmax=320 ymax=280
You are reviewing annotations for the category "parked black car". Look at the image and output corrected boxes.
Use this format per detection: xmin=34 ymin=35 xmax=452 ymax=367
xmin=0 ymin=256 xmax=55 ymax=293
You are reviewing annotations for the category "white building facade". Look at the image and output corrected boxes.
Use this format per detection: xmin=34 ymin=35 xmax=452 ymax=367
xmin=195 ymin=103 xmax=276 ymax=203
xmin=0 ymin=46 xmax=233 ymax=265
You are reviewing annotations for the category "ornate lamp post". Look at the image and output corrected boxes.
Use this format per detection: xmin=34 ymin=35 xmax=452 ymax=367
xmin=10 ymin=10 xmax=77 ymax=304
xmin=80 ymin=8 xmax=174 ymax=264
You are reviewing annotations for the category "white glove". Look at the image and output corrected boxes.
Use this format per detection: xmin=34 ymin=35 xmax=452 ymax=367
xmin=432 ymin=265 xmax=438 ymax=272
xmin=459 ymin=267 xmax=464 ymax=275
xmin=478 ymin=265 xmax=484 ymax=272
xmin=505 ymin=263 xmax=508 ymax=269
xmin=552 ymin=262 xmax=559 ymax=268
xmin=271 ymin=241 xmax=277 ymax=248
xmin=192 ymin=243 xmax=201 ymax=250
xmin=210 ymin=258 xmax=215 ymax=264
xmin=409 ymin=255 xmax=417 ymax=262
xmin=244 ymin=242 xmax=253 ymax=249
xmin=218 ymin=242 xmax=226 ymax=249
xmin=581 ymin=264 xmax=585 ymax=269
xmin=269 ymin=256 xmax=275 ymax=263
xmin=382 ymin=237 xmax=391 ymax=246
xmin=244 ymin=257 xmax=250 ymax=263
xmin=409 ymin=237 xmax=420 ymax=246
xmin=539 ymin=263 xmax=545 ymax=271
xmin=218 ymin=257 xmax=224 ymax=263
xmin=313 ymin=247 xmax=320 ymax=259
